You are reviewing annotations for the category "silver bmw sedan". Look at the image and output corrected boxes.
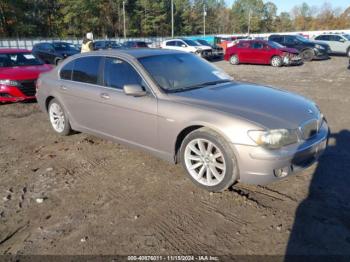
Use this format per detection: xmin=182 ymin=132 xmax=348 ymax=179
xmin=36 ymin=49 xmax=329 ymax=192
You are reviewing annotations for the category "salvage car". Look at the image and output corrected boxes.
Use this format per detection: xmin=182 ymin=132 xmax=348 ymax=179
xmin=161 ymin=39 xmax=212 ymax=58
xmin=268 ymin=34 xmax=330 ymax=61
xmin=224 ymin=40 xmax=302 ymax=67
xmin=313 ymin=33 xmax=350 ymax=57
xmin=36 ymin=49 xmax=329 ymax=192
xmin=32 ymin=42 xmax=80 ymax=65
xmin=195 ymin=39 xmax=224 ymax=58
xmin=94 ymin=40 xmax=123 ymax=50
xmin=0 ymin=49 xmax=52 ymax=103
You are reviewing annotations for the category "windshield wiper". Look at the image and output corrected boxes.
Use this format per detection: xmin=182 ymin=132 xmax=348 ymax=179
xmin=168 ymin=80 xmax=231 ymax=93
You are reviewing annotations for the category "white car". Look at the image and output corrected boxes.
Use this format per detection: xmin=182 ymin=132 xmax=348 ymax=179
xmin=313 ymin=34 xmax=350 ymax=57
xmin=161 ymin=39 xmax=212 ymax=58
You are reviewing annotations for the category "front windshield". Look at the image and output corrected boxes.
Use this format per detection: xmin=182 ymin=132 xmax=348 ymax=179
xmin=0 ymin=52 xmax=44 ymax=67
xmin=183 ymin=39 xmax=199 ymax=46
xmin=196 ymin=40 xmax=209 ymax=45
xmin=53 ymin=42 xmax=77 ymax=51
xmin=295 ymin=35 xmax=310 ymax=43
xmin=138 ymin=53 xmax=233 ymax=92
xmin=268 ymin=41 xmax=285 ymax=48
xmin=343 ymin=34 xmax=350 ymax=41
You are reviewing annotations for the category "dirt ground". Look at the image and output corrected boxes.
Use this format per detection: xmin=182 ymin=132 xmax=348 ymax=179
xmin=1 ymin=56 xmax=350 ymax=257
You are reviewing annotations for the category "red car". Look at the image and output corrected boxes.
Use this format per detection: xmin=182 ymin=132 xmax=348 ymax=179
xmin=0 ymin=49 xmax=52 ymax=103
xmin=224 ymin=40 xmax=302 ymax=67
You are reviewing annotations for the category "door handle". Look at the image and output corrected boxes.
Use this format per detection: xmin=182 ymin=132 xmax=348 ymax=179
xmin=100 ymin=93 xmax=110 ymax=99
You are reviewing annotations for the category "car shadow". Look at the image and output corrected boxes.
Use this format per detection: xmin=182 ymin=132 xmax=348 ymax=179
xmin=285 ymin=130 xmax=350 ymax=261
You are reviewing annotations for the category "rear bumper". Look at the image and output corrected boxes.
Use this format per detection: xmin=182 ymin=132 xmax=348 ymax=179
xmin=232 ymin=121 xmax=329 ymax=185
xmin=0 ymin=85 xmax=36 ymax=103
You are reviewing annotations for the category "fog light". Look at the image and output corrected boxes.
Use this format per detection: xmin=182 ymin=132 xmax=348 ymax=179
xmin=274 ymin=167 xmax=289 ymax=178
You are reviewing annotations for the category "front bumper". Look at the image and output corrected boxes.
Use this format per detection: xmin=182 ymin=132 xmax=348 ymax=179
xmin=0 ymin=84 xmax=36 ymax=103
xmin=233 ymin=120 xmax=329 ymax=185
xmin=313 ymin=48 xmax=330 ymax=60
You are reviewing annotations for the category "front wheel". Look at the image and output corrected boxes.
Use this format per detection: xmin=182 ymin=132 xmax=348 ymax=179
xmin=48 ymin=99 xmax=72 ymax=136
xmin=347 ymin=48 xmax=350 ymax=57
xmin=271 ymin=56 xmax=283 ymax=67
xmin=180 ymin=128 xmax=238 ymax=192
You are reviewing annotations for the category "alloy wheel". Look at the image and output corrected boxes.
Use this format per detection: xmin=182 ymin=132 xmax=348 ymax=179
xmin=49 ymin=102 xmax=65 ymax=133
xmin=184 ymin=138 xmax=226 ymax=186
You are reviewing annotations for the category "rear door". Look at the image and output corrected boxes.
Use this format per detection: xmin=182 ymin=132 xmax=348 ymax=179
xmin=58 ymin=55 xmax=105 ymax=130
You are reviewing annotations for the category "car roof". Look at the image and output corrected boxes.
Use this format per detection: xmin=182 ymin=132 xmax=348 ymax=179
xmin=0 ymin=48 xmax=31 ymax=54
xmin=70 ymin=48 xmax=186 ymax=59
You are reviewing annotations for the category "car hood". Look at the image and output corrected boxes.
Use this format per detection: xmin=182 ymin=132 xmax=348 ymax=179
xmin=169 ymin=82 xmax=320 ymax=129
xmin=0 ymin=64 xmax=53 ymax=80
xmin=196 ymin=45 xmax=212 ymax=51
xmin=279 ymin=47 xmax=299 ymax=54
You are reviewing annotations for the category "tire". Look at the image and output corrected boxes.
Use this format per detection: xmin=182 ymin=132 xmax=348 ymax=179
xmin=271 ymin=56 xmax=283 ymax=67
xmin=55 ymin=58 xmax=62 ymax=65
xmin=301 ymin=49 xmax=314 ymax=62
xmin=229 ymin=54 xmax=239 ymax=65
xmin=180 ymin=127 xmax=238 ymax=192
xmin=347 ymin=48 xmax=350 ymax=57
xmin=48 ymin=99 xmax=72 ymax=136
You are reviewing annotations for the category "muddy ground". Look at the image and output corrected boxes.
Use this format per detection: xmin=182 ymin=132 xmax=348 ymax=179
xmin=0 ymin=56 xmax=350 ymax=257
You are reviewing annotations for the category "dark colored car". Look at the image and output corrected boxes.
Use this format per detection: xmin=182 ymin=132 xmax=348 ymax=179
xmin=123 ymin=41 xmax=149 ymax=48
xmin=195 ymin=39 xmax=224 ymax=58
xmin=94 ymin=40 xmax=122 ymax=50
xmin=224 ymin=40 xmax=302 ymax=67
xmin=268 ymin=35 xmax=330 ymax=61
xmin=32 ymin=42 xmax=80 ymax=65
xmin=0 ymin=49 xmax=52 ymax=103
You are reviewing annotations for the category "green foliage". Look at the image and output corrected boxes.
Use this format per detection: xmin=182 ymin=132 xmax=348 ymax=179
xmin=0 ymin=0 xmax=349 ymax=38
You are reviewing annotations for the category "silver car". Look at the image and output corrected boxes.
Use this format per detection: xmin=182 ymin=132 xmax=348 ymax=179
xmin=36 ymin=49 xmax=329 ymax=192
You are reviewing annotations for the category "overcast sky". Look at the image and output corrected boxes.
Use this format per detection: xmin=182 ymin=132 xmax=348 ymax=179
xmin=224 ymin=0 xmax=350 ymax=13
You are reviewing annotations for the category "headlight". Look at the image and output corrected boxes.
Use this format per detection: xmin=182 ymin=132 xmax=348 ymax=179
xmin=315 ymin=44 xmax=325 ymax=50
xmin=0 ymin=79 xmax=21 ymax=87
xmin=248 ymin=129 xmax=299 ymax=149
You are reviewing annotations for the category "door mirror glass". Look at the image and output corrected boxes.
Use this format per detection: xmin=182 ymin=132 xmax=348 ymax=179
xmin=339 ymin=38 xmax=345 ymax=42
xmin=123 ymin=84 xmax=147 ymax=97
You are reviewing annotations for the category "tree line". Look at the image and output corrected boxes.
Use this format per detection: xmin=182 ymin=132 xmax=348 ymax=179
xmin=0 ymin=0 xmax=349 ymax=38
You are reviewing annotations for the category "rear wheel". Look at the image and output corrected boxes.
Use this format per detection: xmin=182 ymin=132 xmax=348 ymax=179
xmin=229 ymin=54 xmax=239 ymax=65
xmin=180 ymin=128 xmax=238 ymax=192
xmin=301 ymin=49 xmax=314 ymax=62
xmin=55 ymin=58 xmax=62 ymax=65
xmin=271 ymin=56 xmax=283 ymax=67
xmin=48 ymin=99 xmax=72 ymax=136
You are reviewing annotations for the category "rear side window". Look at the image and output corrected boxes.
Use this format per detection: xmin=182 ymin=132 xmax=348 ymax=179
xmin=72 ymin=56 xmax=102 ymax=85
xmin=103 ymin=57 xmax=142 ymax=90
xmin=252 ymin=42 xmax=263 ymax=49
xmin=60 ymin=61 xmax=74 ymax=80
xmin=166 ymin=41 xmax=176 ymax=46
xmin=270 ymin=36 xmax=283 ymax=43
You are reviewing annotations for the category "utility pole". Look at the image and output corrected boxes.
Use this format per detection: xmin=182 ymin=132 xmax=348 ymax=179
xmin=123 ymin=1 xmax=126 ymax=39
xmin=247 ymin=8 xmax=251 ymax=35
xmin=203 ymin=4 xmax=206 ymax=36
xmin=171 ymin=0 xmax=174 ymax=38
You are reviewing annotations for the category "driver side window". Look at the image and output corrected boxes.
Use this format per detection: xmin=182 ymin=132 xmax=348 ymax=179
xmin=103 ymin=57 xmax=143 ymax=90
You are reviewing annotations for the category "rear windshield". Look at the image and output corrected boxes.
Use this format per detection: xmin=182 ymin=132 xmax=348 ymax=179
xmin=0 ymin=52 xmax=44 ymax=67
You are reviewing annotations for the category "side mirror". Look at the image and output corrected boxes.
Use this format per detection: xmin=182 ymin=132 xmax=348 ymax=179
xmin=123 ymin=84 xmax=147 ymax=97
xmin=339 ymin=38 xmax=345 ymax=43
xmin=181 ymin=44 xmax=186 ymax=47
